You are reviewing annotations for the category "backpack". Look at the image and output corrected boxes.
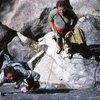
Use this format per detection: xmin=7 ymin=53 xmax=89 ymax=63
xmin=70 ymin=26 xmax=86 ymax=45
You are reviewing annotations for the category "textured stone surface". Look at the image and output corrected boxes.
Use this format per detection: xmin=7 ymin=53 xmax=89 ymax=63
xmin=0 ymin=0 xmax=57 ymax=33
xmin=0 ymin=23 xmax=16 ymax=68
xmin=0 ymin=0 xmax=99 ymax=37
xmin=70 ymin=0 xmax=100 ymax=15
xmin=0 ymin=0 xmax=100 ymax=91
xmin=34 ymin=54 xmax=64 ymax=89
xmin=0 ymin=84 xmax=100 ymax=100
xmin=38 ymin=32 xmax=100 ymax=89
xmin=78 ymin=16 xmax=100 ymax=45
xmin=8 ymin=36 xmax=33 ymax=61
xmin=0 ymin=23 xmax=16 ymax=51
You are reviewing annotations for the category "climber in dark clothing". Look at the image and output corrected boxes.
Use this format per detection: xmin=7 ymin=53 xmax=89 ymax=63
xmin=0 ymin=54 xmax=40 ymax=92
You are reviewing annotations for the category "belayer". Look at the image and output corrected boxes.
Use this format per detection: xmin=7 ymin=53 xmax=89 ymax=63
xmin=48 ymin=0 xmax=78 ymax=58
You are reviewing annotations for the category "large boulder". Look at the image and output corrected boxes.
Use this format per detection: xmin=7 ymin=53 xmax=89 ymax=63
xmin=36 ymin=29 xmax=100 ymax=89
xmin=70 ymin=0 xmax=100 ymax=15
xmin=78 ymin=15 xmax=100 ymax=45
xmin=0 ymin=0 xmax=100 ymax=89
xmin=7 ymin=36 xmax=34 ymax=61
xmin=0 ymin=0 xmax=99 ymax=38
xmin=0 ymin=0 xmax=58 ymax=37
xmin=36 ymin=9 xmax=100 ymax=89
xmin=78 ymin=15 xmax=100 ymax=63
xmin=0 ymin=22 xmax=16 ymax=68
xmin=0 ymin=22 xmax=16 ymax=51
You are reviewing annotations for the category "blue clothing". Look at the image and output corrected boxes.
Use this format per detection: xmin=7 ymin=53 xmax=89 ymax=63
xmin=4 ymin=54 xmax=30 ymax=70
xmin=14 ymin=66 xmax=40 ymax=84
xmin=0 ymin=61 xmax=40 ymax=86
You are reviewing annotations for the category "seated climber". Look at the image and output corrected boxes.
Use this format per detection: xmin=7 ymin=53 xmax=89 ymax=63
xmin=0 ymin=54 xmax=40 ymax=92
xmin=48 ymin=0 xmax=78 ymax=58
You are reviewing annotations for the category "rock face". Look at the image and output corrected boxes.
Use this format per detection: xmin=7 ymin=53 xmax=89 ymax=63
xmin=0 ymin=0 xmax=100 ymax=89
xmin=70 ymin=0 xmax=100 ymax=15
xmin=0 ymin=0 xmax=58 ymax=36
xmin=78 ymin=16 xmax=100 ymax=45
xmin=37 ymin=10 xmax=100 ymax=89
xmin=8 ymin=36 xmax=34 ymax=61
xmin=0 ymin=23 xmax=16 ymax=51
xmin=0 ymin=22 xmax=16 ymax=68
xmin=0 ymin=0 xmax=99 ymax=37
xmin=36 ymin=32 xmax=99 ymax=89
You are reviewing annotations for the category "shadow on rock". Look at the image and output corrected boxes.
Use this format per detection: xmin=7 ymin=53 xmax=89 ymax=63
xmin=30 ymin=89 xmax=70 ymax=94
xmin=71 ymin=43 xmax=100 ymax=62
xmin=88 ymin=44 xmax=100 ymax=62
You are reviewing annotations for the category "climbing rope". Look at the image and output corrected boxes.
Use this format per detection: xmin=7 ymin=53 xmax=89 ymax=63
xmin=45 ymin=44 xmax=57 ymax=89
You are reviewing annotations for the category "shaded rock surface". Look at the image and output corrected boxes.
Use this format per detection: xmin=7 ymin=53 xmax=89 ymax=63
xmin=0 ymin=22 xmax=16 ymax=68
xmin=0 ymin=83 xmax=100 ymax=100
xmin=0 ymin=23 xmax=16 ymax=51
